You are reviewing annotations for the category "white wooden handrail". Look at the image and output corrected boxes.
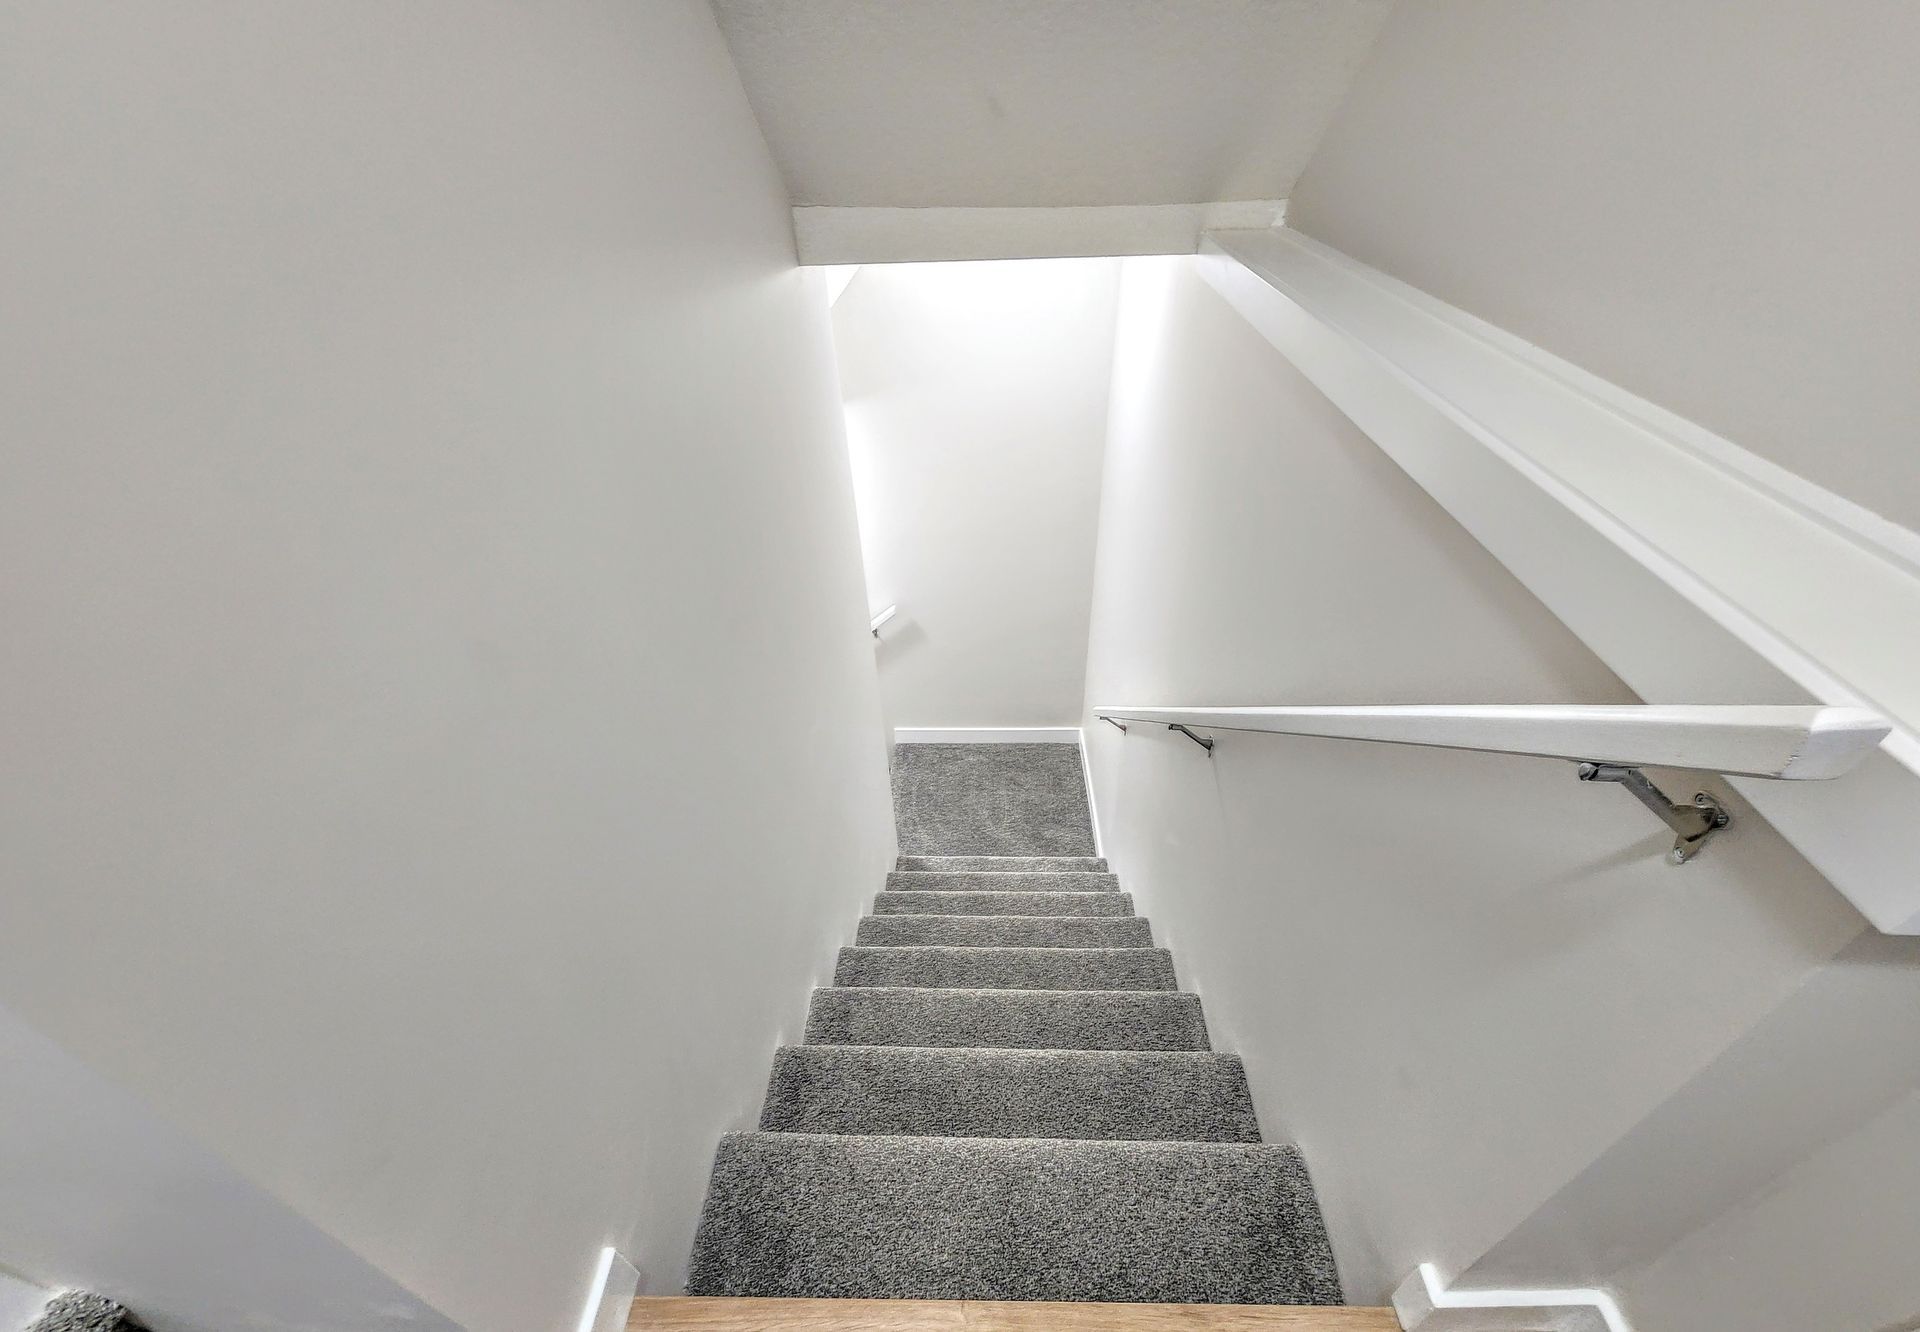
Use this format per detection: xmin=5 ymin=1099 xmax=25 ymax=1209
xmin=1093 ymin=704 xmax=1889 ymax=863
xmin=1092 ymin=704 xmax=1889 ymax=781
xmin=1196 ymin=226 xmax=1920 ymax=921
xmin=868 ymin=604 xmax=898 ymax=637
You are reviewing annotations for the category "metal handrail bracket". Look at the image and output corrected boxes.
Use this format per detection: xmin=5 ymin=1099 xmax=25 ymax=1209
xmin=1577 ymin=762 xmax=1730 ymax=864
xmin=1168 ymin=723 xmax=1215 ymax=754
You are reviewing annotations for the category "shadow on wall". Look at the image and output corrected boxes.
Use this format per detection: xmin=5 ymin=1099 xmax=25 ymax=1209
xmin=873 ymin=613 xmax=930 ymax=668
xmin=0 ymin=1002 xmax=462 ymax=1332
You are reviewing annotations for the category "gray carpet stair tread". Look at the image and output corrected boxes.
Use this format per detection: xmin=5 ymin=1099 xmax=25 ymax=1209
xmin=897 ymin=855 xmax=1109 ymax=873
xmin=855 ymin=913 xmax=1154 ymax=949
xmin=687 ymin=1132 xmax=1340 ymax=1304
xmin=891 ymin=743 xmax=1097 ymax=857
xmin=873 ymin=890 xmax=1133 ymax=918
xmin=686 ymin=741 xmax=1345 ymax=1309
xmin=886 ymin=870 xmax=1119 ymax=894
xmin=835 ymin=946 xmax=1176 ymax=992
xmin=759 ymin=1046 xmax=1262 ymax=1142
xmin=804 ymin=986 xmax=1210 ymax=1051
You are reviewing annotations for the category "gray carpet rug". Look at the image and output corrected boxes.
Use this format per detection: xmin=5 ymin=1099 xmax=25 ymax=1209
xmin=689 ymin=1133 xmax=1339 ymax=1304
xmin=759 ymin=1046 xmax=1263 ymax=1142
xmin=686 ymin=744 xmax=1343 ymax=1305
xmin=890 ymin=743 xmax=1097 ymax=856
xmin=853 ymin=912 xmax=1155 ymax=948
xmin=885 ymin=869 xmax=1120 ymax=893
xmin=834 ymin=945 xmax=1177 ymax=991
xmin=871 ymin=888 xmax=1134 ymax=917
xmin=804 ymin=985 xmax=1211 ymax=1051
xmin=896 ymin=854 xmax=1108 ymax=872
xmin=26 ymin=1294 xmax=142 ymax=1332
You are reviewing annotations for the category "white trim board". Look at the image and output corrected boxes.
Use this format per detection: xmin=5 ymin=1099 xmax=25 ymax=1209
xmin=574 ymin=1247 xmax=639 ymax=1332
xmin=1198 ymin=226 xmax=1920 ymax=934
xmin=1203 ymin=227 xmax=1920 ymax=768
xmin=894 ymin=727 xmax=1082 ymax=744
xmin=795 ymin=201 xmax=1285 ymax=265
xmin=1394 ymin=1263 xmax=1629 ymax=1332
xmin=1078 ymin=727 xmax=1105 ymax=858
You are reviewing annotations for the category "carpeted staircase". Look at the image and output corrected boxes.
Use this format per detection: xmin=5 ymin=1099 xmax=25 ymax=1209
xmin=685 ymin=743 xmax=1343 ymax=1306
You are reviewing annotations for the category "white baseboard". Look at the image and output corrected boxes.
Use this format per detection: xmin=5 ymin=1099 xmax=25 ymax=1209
xmin=1078 ymin=728 xmax=1105 ymax=857
xmin=1393 ymin=1263 xmax=1629 ymax=1332
xmin=894 ymin=727 xmax=1082 ymax=744
xmin=575 ymin=1247 xmax=640 ymax=1332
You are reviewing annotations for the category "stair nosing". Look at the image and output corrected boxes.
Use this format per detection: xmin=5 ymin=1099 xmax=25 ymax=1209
xmin=860 ymin=912 xmax=1147 ymax=921
xmin=728 ymin=1127 xmax=1288 ymax=1150
xmin=812 ymin=984 xmax=1199 ymax=999
xmin=841 ymin=944 xmax=1167 ymax=955
xmin=770 ymin=1041 xmax=1242 ymax=1060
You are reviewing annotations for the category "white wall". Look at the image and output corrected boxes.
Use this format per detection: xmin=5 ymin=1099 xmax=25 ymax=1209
xmin=1080 ymin=258 xmax=1865 ymax=1310
xmin=1616 ymin=1091 xmax=1920 ymax=1332
xmin=1276 ymin=8 xmax=1920 ymax=1324
xmin=0 ymin=1270 xmax=49 ymax=1332
xmin=1286 ymin=0 xmax=1920 ymax=534
xmin=1469 ymin=928 xmax=1920 ymax=1331
xmin=833 ymin=259 xmax=1119 ymax=727
xmin=0 ymin=5 xmax=893 ymax=1331
xmin=0 ymin=1003 xmax=459 ymax=1332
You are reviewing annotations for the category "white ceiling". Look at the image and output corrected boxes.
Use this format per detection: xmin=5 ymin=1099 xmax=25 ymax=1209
xmin=710 ymin=0 xmax=1395 ymax=210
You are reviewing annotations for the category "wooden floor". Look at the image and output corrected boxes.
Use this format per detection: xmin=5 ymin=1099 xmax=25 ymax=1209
xmin=630 ymin=1298 xmax=1399 ymax=1330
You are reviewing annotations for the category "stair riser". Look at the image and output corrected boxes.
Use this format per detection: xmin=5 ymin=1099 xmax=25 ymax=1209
xmin=887 ymin=871 xmax=1120 ymax=894
xmin=855 ymin=914 xmax=1154 ymax=948
xmin=835 ymin=946 xmax=1176 ymax=991
xmin=896 ymin=855 xmax=1109 ymax=873
xmin=804 ymin=987 xmax=1211 ymax=1051
xmin=760 ymin=1046 xmax=1262 ymax=1142
xmin=873 ymin=891 xmax=1134 ymax=918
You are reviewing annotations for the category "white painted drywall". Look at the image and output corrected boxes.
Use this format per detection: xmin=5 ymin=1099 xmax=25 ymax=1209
xmin=1194 ymin=227 xmax=1920 ymax=935
xmin=1285 ymin=0 xmax=1920 ymax=534
xmin=1468 ymin=929 xmax=1920 ymax=1332
xmin=0 ymin=1270 xmax=49 ymax=1331
xmin=1276 ymin=8 xmax=1920 ymax=1318
xmin=0 ymin=5 xmax=892 ymax=1331
xmin=834 ymin=259 xmax=1120 ymax=727
xmin=1079 ymin=258 xmax=1866 ymax=1303
xmin=0 ymin=1003 xmax=461 ymax=1332
xmin=710 ymin=0 xmax=1392 ymax=208
xmin=1615 ymin=1091 xmax=1920 ymax=1332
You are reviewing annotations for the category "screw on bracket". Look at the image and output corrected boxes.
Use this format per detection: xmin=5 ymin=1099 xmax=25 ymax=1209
xmin=1576 ymin=762 xmax=1731 ymax=864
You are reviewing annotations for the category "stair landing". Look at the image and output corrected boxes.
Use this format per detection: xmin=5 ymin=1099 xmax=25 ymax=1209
xmin=632 ymin=1297 xmax=1398 ymax=1330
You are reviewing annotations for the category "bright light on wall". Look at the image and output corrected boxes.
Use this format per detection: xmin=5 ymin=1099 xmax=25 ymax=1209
xmin=820 ymin=264 xmax=860 ymax=307
xmin=1107 ymin=256 xmax=1185 ymax=461
xmin=840 ymin=401 xmax=887 ymax=610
